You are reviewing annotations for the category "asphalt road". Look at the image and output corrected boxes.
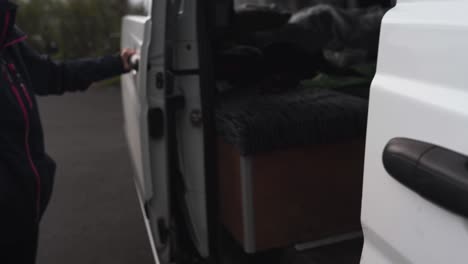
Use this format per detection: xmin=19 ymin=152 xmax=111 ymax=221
xmin=35 ymin=86 xmax=154 ymax=264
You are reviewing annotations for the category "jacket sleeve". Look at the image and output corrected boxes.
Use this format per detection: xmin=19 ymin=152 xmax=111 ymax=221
xmin=17 ymin=41 xmax=127 ymax=96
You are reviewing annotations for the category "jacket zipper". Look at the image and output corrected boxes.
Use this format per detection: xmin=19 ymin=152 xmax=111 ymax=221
xmin=8 ymin=64 xmax=33 ymax=109
xmin=3 ymin=64 xmax=41 ymax=220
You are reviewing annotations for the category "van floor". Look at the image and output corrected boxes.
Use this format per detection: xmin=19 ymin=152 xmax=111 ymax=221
xmin=220 ymin=230 xmax=363 ymax=264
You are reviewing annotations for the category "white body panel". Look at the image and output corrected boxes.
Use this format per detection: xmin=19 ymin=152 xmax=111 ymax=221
xmin=171 ymin=0 xmax=210 ymax=256
xmin=122 ymin=0 xmax=210 ymax=262
xmin=121 ymin=15 xmax=161 ymax=264
xmin=361 ymin=1 xmax=468 ymax=263
xmin=175 ymin=75 xmax=210 ymax=257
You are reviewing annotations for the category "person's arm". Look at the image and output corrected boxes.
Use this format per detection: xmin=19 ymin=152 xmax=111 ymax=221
xmin=16 ymin=41 xmax=134 ymax=96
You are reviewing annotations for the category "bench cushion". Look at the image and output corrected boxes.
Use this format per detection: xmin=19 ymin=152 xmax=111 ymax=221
xmin=215 ymin=88 xmax=368 ymax=155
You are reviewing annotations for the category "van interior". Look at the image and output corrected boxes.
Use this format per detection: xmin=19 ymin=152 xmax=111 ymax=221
xmin=169 ymin=1 xmax=395 ymax=263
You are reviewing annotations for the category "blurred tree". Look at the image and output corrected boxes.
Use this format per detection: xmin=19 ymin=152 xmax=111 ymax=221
xmin=16 ymin=0 xmax=63 ymax=54
xmin=16 ymin=0 xmax=132 ymax=59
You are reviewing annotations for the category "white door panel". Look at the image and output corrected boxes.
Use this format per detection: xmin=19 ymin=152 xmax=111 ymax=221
xmin=121 ymin=8 xmax=172 ymax=263
xmin=121 ymin=16 xmax=153 ymax=201
xmin=362 ymin=76 xmax=468 ymax=264
xmin=362 ymin=1 xmax=468 ymax=263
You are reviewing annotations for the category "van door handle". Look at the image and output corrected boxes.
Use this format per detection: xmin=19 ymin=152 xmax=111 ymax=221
xmin=383 ymin=138 xmax=468 ymax=217
xmin=128 ymin=54 xmax=140 ymax=71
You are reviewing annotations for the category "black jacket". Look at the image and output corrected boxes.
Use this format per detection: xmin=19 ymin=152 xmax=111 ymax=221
xmin=0 ymin=2 xmax=127 ymax=242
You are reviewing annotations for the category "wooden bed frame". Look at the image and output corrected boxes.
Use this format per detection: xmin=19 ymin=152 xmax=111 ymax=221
xmin=218 ymin=138 xmax=366 ymax=253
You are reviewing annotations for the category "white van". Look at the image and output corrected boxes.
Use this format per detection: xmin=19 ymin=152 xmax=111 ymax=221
xmin=121 ymin=1 xmax=468 ymax=263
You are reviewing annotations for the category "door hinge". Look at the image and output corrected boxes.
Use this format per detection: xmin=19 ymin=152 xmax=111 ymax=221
xmin=156 ymin=72 xmax=165 ymax=89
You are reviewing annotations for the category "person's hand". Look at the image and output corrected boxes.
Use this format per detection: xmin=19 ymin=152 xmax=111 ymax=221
xmin=121 ymin=48 xmax=138 ymax=71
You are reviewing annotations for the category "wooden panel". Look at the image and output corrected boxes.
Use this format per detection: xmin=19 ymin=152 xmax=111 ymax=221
xmin=218 ymin=139 xmax=245 ymax=245
xmin=252 ymin=141 xmax=365 ymax=251
xmin=217 ymin=139 xmax=366 ymax=252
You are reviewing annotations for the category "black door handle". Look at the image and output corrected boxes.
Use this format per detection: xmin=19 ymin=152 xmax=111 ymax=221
xmin=383 ymin=138 xmax=468 ymax=217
